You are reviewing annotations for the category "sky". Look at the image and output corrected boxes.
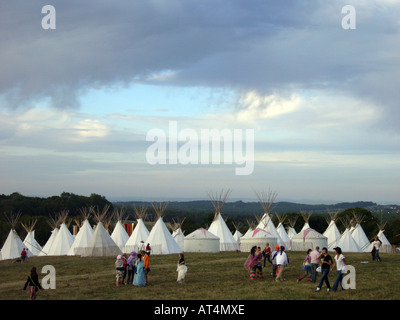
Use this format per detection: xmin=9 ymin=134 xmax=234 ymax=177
xmin=0 ymin=0 xmax=399 ymax=204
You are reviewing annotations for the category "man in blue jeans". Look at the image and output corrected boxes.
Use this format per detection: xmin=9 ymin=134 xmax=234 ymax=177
xmin=309 ymin=246 xmax=320 ymax=283
xmin=315 ymin=247 xmax=332 ymax=292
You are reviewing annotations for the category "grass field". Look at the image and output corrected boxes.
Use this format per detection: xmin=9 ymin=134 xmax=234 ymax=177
xmin=1 ymin=251 xmax=399 ymax=300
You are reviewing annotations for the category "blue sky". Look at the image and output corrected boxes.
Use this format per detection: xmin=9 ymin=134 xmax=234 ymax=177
xmin=1 ymin=1 xmax=399 ymax=203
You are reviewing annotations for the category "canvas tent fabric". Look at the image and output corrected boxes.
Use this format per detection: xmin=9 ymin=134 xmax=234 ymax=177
xmin=23 ymin=230 xmax=43 ymax=256
xmin=367 ymin=230 xmax=393 ymax=253
xmin=323 ymin=220 xmax=342 ymax=251
xmin=291 ymin=228 xmax=328 ymax=252
xmin=111 ymin=220 xmax=130 ymax=251
xmin=81 ymin=222 xmax=122 ymax=257
xmin=287 ymin=226 xmax=297 ymax=239
xmin=208 ymin=213 xmax=239 ymax=251
xmin=172 ymin=228 xmax=185 ymax=251
xmin=276 ymin=222 xmax=291 ymax=250
xmin=335 ymin=228 xmax=361 ymax=253
xmin=233 ymin=230 xmax=243 ymax=243
xmin=239 ymin=228 xmax=278 ymax=252
xmin=145 ymin=217 xmax=182 ymax=255
xmin=256 ymin=213 xmax=285 ymax=246
xmin=0 ymin=229 xmax=25 ymax=260
xmin=351 ymin=224 xmax=370 ymax=252
xmin=123 ymin=219 xmax=150 ymax=253
xmin=68 ymin=219 xmax=94 ymax=256
xmin=184 ymin=228 xmax=220 ymax=253
xmin=39 ymin=228 xmax=59 ymax=256
xmin=47 ymin=223 xmax=74 ymax=256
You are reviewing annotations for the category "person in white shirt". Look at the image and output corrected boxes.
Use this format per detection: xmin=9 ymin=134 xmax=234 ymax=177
xmin=275 ymin=246 xmax=289 ymax=282
xmin=330 ymin=247 xmax=348 ymax=292
xmin=372 ymin=236 xmax=382 ymax=262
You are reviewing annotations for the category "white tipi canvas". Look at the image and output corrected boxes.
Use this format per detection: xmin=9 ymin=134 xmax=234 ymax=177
xmin=39 ymin=228 xmax=59 ymax=256
xmin=23 ymin=230 xmax=43 ymax=256
xmin=111 ymin=220 xmax=130 ymax=251
xmin=208 ymin=213 xmax=239 ymax=251
xmin=172 ymin=227 xmax=185 ymax=251
xmin=145 ymin=217 xmax=182 ymax=255
xmin=123 ymin=218 xmax=150 ymax=253
xmin=351 ymin=224 xmax=370 ymax=252
xmin=47 ymin=223 xmax=74 ymax=256
xmin=323 ymin=220 xmax=342 ymax=251
xmin=256 ymin=214 xmax=285 ymax=246
xmin=82 ymin=222 xmax=122 ymax=257
xmin=68 ymin=219 xmax=94 ymax=256
xmin=276 ymin=222 xmax=291 ymax=250
xmin=1 ymin=229 xmax=25 ymax=260
xmin=335 ymin=228 xmax=361 ymax=253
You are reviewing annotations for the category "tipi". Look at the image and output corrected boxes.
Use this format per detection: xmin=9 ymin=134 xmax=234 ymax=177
xmin=207 ymin=189 xmax=239 ymax=251
xmin=291 ymin=227 xmax=328 ymax=251
xmin=1 ymin=211 xmax=25 ymax=260
xmin=323 ymin=211 xmax=342 ymax=251
xmin=172 ymin=217 xmax=186 ymax=251
xmin=275 ymin=214 xmax=291 ymax=250
xmin=367 ymin=218 xmax=393 ymax=253
xmin=145 ymin=202 xmax=182 ymax=255
xmin=123 ymin=205 xmax=150 ymax=253
xmin=39 ymin=213 xmax=61 ymax=256
xmin=184 ymin=228 xmax=220 ymax=253
xmin=68 ymin=207 xmax=94 ymax=256
xmin=232 ymin=221 xmax=243 ymax=244
xmin=254 ymin=189 xmax=284 ymax=246
xmin=110 ymin=207 xmax=130 ymax=251
xmin=335 ymin=217 xmax=361 ymax=253
xmin=21 ymin=219 xmax=43 ymax=256
xmin=351 ymin=212 xmax=370 ymax=252
xmin=300 ymin=211 xmax=312 ymax=232
xmin=242 ymin=219 xmax=255 ymax=239
xmin=47 ymin=210 xmax=74 ymax=256
xmin=81 ymin=205 xmax=122 ymax=257
xmin=287 ymin=216 xmax=298 ymax=239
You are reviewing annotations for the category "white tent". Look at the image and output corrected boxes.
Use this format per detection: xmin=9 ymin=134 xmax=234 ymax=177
xmin=68 ymin=217 xmax=94 ymax=256
xmin=81 ymin=205 xmax=122 ymax=257
xmin=111 ymin=221 xmax=130 ymax=251
xmin=367 ymin=218 xmax=393 ymax=253
xmin=145 ymin=202 xmax=182 ymax=255
xmin=350 ymin=213 xmax=370 ymax=252
xmin=1 ymin=229 xmax=25 ymax=260
xmin=291 ymin=228 xmax=328 ymax=252
xmin=39 ymin=228 xmax=59 ymax=256
xmin=1 ymin=212 xmax=25 ymax=260
xmin=239 ymin=228 xmax=278 ymax=252
xmin=48 ymin=222 xmax=74 ymax=256
xmin=335 ymin=227 xmax=361 ymax=253
xmin=323 ymin=211 xmax=342 ymax=251
xmin=207 ymin=189 xmax=239 ymax=252
xmin=287 ymin=216 xmax=298 ymax=240
xmin=184 ymin=228 xmax=220 ymax=253
xmin=275 ymin=214 xmax=291 ymax=250
xmin=232 ymin=221 xmax=243 ymax=244
xmin=124 ymin=219 xmax=150 ymax=253
xmin=300 ymin=211 xmax=312 ymax=232
xmin=22 ymin=219 xmax=43 ymax=256
xmin=171 ymin=217 xmax=186 ymax=251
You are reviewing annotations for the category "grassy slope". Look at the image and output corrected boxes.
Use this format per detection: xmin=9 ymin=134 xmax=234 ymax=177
xmin=1 ymin=251 xmax=399 ymax=300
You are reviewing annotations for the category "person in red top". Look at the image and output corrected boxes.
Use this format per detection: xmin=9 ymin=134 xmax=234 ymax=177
xmin=143 ymin=251 xmax=150 ymax=284
xmin=262 ymin=243 xmax=271 ymax=267
xmin=21 ymin=248 xmax=27 ymax=262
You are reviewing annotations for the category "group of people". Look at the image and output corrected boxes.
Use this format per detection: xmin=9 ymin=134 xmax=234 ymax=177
xmin=296 ymin=246 xmax=348 ymax=293
xmin=115 ymin=250 xmax=151 ymax=287
xmin=244 ymin=243 xmax=350 ymax=293
xmin=244 ymin=244 xmax=290 ymax=282
xmin=114 ymin=249 xmax=188 ymax=287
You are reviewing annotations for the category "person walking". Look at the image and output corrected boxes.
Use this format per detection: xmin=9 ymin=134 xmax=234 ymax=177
xmin=115 ymin=255 xmax=124 ymax=287
xmin=271 ymin=246 xmax=280 ymax=277
xmin=22 ymin=267 xmax=43 ymax=300
xmin=297 ymin=249 xmax=312 ymax=283
xmin=315 ymin=247 xmax=333 ymax=292
xmin=309 ymin=246 xmax=320 ymax=283
xmin=330 ymin=247 xmax=348 ymax=292
xmin=262 ymin=243 xmax=271 ymax=267
xmin=244 ymin=246 xmax=258 ymax=280
xmin=143 ymin=251 xmax=150 ymax=285
xmin=275 ymin=246 xmax=289 ymax=282
xmin=126 ymin=251 xmax=137 ymax=284
xmin=133 ymin=253 xmax=146 ymax=286
xmin=176 ymin=253 xmax=188 ymax=284
xmin=372 ymin=236 xmax=382 ymax=262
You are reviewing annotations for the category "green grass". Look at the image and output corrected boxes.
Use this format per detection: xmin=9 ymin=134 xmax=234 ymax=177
xmin=1 ymin=251 xmax=399 ymax=300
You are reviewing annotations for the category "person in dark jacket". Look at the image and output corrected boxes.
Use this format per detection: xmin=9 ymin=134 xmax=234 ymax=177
xmin=23 ymin=267 xmax=43 ymax=300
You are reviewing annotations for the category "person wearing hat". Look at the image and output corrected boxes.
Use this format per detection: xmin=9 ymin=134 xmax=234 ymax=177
xmin=126 ymin=251 xmax=137 ymax=284
xmin=115 ymin=254 xmax=124 ymax=287
xmin=271 ymin=246 xmax=281 ymax=277
xmin=330 ymin=247 xmax=348 ymax=292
